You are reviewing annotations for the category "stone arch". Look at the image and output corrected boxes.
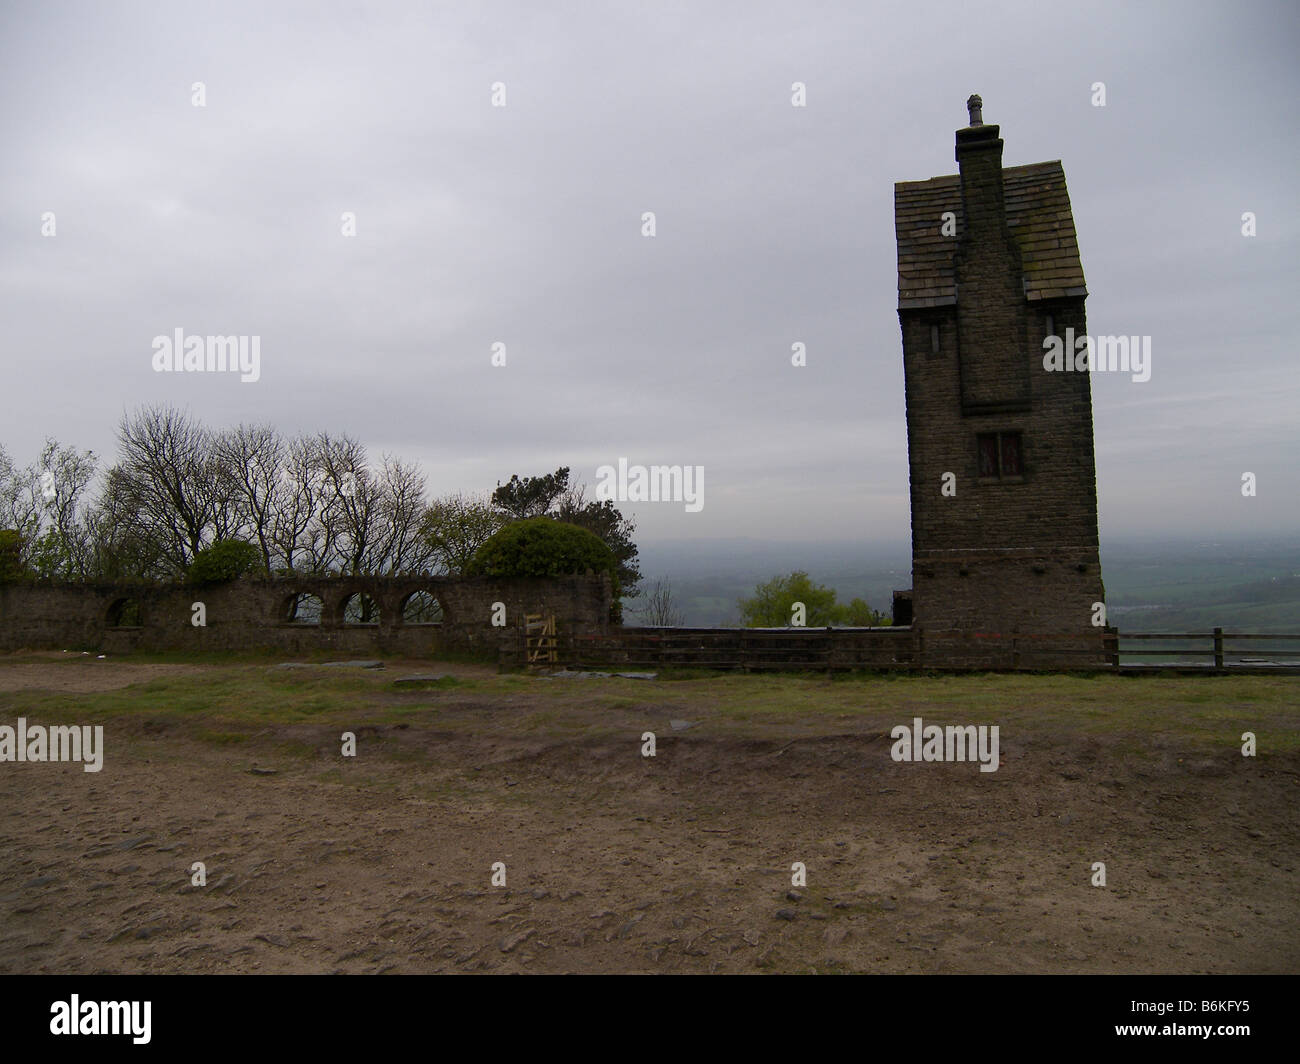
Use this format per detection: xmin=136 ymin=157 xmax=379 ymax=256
xmin=106 ymin=597 xmax=143 ymax=627
xmin=340 ymin=592 xmax=380 ymax=625
xmin=399 ymin=589 xmax=443 ymax=625
xmin=282 ymin=592 xmax=324 ymax=625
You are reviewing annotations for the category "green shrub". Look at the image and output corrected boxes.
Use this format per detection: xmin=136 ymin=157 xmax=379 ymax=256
xmin=467 ymin=518 xmax=620 ymax=601
xmin=739 ymin=571 xmax=887 ymax=627
xmin=0 ymin=529 xmax=26 ymax=583
xmin=188 ymin=539 xmax=263 ymax=584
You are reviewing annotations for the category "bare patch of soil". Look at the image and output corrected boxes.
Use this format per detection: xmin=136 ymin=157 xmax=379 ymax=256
xmin=0 ymin=656 xmax=219 ymax=694
xmin=1 ymin=663 xmax=1296 ymax=974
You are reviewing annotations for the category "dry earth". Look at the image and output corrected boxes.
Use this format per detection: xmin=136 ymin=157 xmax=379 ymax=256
xmin=1 ymin=656 xmax=1296 ymax=974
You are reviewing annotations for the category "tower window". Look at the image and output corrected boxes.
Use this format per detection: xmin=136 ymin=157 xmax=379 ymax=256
xmin=930 ymin=324 xmax=941 ymax=354
xmin=977 ymin=432 xmax=1024 ymax=479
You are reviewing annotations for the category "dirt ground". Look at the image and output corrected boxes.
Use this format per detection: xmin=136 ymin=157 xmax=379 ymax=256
xmin=0 ymin=656 xmax=213 ymax=693
xmin=1 ymin=657 xmax=1296 ymax=974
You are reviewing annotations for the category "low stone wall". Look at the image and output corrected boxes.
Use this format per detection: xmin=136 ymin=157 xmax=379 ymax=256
xmin=0 ymin=576 xmax=1118 ymax=670
xmin=0 ymin=574 xmax=612 ymax=656
xmin=523 ymin=624 xmax=1116 ymax=672
xmin=915 ymin=628 xmax=1115 ymax=670
xmin=553 ymin=626 xmax=917 ymax=671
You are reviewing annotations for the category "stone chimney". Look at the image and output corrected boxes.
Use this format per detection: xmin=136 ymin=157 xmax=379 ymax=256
xmin=955 ymin=94 xmax=1007 ymax=242
xmin=951 ymin=94 xmax=1029 ymax=413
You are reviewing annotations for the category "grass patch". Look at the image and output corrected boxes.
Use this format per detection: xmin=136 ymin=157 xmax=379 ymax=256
xmin=390 ymin=676 xmax=463 ymax=691
xmin=193 ymin=729 xmax=251 ymax=745
xmin=1 ymin=659 xmax=1295 ymax=753
xmin=657 ymin=668 xmax=728 ymax=682
xmin=273 ymin=739 xmax=320 ymax=759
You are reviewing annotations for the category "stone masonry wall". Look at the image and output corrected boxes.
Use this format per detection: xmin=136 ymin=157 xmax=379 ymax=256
xmin=0 ymin=574 xmax=612 ymax=657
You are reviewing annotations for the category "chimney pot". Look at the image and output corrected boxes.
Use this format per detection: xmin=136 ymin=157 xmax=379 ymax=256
xmin=967 ymin=94 xmax=983 ymax=126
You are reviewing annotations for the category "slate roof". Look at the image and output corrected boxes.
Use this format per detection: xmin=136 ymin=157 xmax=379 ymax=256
xmin=894 ymin=160 xmax=1087 ymax=309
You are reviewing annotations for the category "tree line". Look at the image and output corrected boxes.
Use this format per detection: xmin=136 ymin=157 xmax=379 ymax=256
xmin=0 ymin=405 xmax=641 ymax=595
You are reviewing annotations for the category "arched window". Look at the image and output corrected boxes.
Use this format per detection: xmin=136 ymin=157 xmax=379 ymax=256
xmin=283 ymin=593 xmax=324 ymax=625
xmin=341 ymin=593 xmax=380 ymax=625
xmin=400 ymin=590 xmax=443 ymax=625
xmin=106 ymin=598 xmax=143 ymax=627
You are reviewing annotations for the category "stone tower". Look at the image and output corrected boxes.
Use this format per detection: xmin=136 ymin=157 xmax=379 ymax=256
xmin=893 ymin=96 xmax=1107 ymax=668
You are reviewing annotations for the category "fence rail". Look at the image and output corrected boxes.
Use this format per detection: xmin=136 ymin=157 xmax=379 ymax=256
xmin=1114 ymin=628 xmax=1300 ymax=669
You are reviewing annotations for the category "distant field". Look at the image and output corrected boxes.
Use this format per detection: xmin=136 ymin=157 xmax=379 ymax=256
xmin=635 ymin=537 xmax=1300 ymax=631
xmin=1104 ymin=539 xmax=1300 ymax=634
xmin=1 ymin=653 xmax=1296 ymax=974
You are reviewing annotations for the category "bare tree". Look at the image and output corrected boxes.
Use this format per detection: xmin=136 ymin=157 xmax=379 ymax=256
xmin=30 ymin=439 xmax=98 ymax=578
xmin=635 ymin=578 xmax=684 ymax=627
xmin=84 ymin=466 xmax=173 ymax=579
xmin=370 ymin=455 xmax=434 ymax=574
xmin=0 ymin=439 xmax=97 ymax=577
xmin=110 ymin=405 xmax=220 ymax=574
xmin=215 ymin=424 xmax=285 ymax=573
xmin=0 ymin=452 xmax=42 ymax=547
xmin=0 ymin=443 xmax=22 ymax=530
xmin=315 ymin=432 xmax=382 ymax=575
xmin=270 ymin=434 xmax=325 ymax=573
xmin=420 ymin=491 xmax=504 ymax=575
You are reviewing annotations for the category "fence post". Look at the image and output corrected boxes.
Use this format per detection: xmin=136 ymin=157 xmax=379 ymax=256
xmin=1213 ymin=626 xmax=1224 ymax=670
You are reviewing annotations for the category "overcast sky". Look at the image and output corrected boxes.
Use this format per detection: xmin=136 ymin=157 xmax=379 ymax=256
xmin=2 ymin=0 xmax=1296 ymax=551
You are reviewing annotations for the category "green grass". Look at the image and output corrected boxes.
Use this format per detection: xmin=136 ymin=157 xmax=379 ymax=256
xmin=388 ymin=676 xmax=465 ymax=694
xmin=2 ymin=659 xmax=1295 ymax=753
xmin=192 ymin=729 xmax=251 ymax=745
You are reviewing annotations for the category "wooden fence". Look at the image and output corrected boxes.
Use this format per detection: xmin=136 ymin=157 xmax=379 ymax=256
xmin=1114 ymin=629 xmax=1300 ymax=669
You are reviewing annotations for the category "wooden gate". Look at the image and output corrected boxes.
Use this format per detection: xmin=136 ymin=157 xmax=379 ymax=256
xmin=524 ymin=614 xmax=557 ymax=665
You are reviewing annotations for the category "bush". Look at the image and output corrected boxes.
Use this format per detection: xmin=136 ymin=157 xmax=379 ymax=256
xmin=842 ymin=597 xmax=890 ymax=627
xmin=467 ymin=518 xmax=621 ymax=616
xmin=188 ymin=539 xmax=263 ymax=584
xmin=0 ymin=529 xmax=26 ymax=583
xmin=739 ymin=571 xmax=887 ymax=627
xmin=740 ymin=571 xmax=839 ymax=627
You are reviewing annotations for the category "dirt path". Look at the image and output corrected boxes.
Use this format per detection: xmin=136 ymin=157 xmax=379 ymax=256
xmin=0 ymin=669 xmax=1296 ymax=974
xmin=0 ymin=656 xmax=218 ymax=694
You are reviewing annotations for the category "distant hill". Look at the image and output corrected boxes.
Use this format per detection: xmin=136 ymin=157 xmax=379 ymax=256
xmin=631 ymin=535 xmax=1300 ymax=633
xmin=632 ymin=539 xmax=910 ymax=627
xmin=1100 ymin=536 xmax=1300 ymax=633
